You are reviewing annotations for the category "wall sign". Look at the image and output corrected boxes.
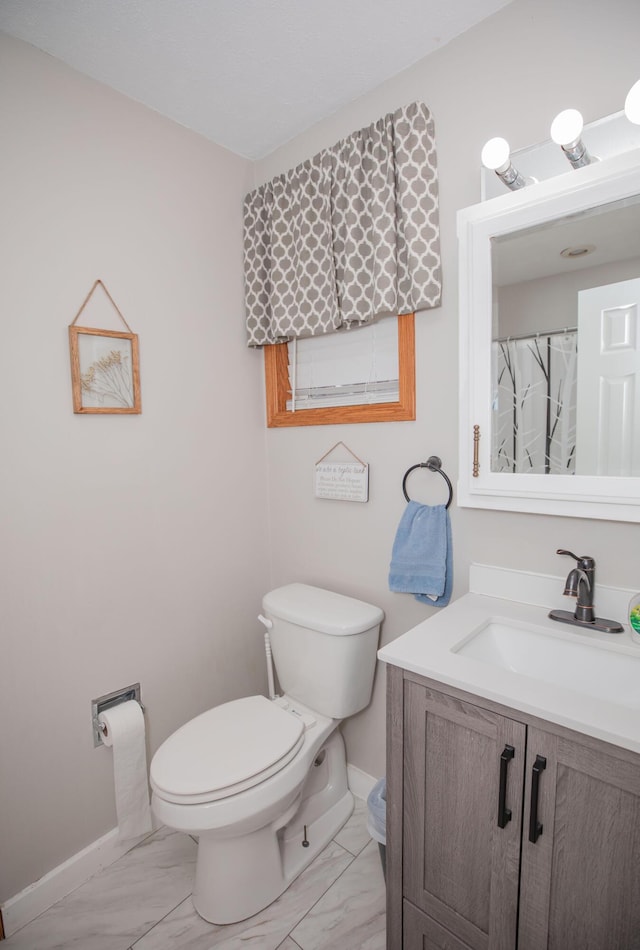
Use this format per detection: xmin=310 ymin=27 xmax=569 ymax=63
xmin=314 ymin=442 xmax=369 ymax=502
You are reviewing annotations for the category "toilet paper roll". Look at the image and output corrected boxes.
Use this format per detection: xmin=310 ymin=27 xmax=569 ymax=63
xmin=98 ymin=701 xmax=153 ymax=841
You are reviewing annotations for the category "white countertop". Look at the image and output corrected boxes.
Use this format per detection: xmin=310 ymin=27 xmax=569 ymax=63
xmin=378 ymin=565 xmax=640 ymax=754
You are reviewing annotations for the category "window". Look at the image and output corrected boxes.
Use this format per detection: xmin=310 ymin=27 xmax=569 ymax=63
xmin=264 ymin=313 xmax=415 ymax=427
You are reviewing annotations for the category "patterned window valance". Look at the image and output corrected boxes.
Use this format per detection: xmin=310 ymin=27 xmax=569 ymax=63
xmin=243 ymin=101 xmax=442 ymax=347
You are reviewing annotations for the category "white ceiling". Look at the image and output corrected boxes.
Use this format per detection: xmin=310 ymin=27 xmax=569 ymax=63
xmin=0 ymin=0 xmax=513 ymax=159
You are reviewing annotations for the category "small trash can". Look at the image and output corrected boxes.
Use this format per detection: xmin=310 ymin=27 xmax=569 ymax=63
xmin=366 ymin=777 xmax=386 ymax=882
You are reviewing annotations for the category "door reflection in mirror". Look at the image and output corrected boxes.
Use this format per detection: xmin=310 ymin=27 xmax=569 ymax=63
xmin=576 ymin=278 xmax=640 ymax=476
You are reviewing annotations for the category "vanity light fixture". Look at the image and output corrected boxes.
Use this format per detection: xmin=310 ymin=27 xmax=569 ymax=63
xmin=625 ymin=79 xmax=640 ymax=125
xmin=481 ymin=137 xmax=527 ymax=191
xmin=482 ymin=89 xmax=640 ymax=197
xmin=550 ymin=109 xmax=595 ymax=168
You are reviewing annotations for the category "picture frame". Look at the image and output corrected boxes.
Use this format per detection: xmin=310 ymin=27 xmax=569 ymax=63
xmin=69 ymin=326 xmax=141 ymax=414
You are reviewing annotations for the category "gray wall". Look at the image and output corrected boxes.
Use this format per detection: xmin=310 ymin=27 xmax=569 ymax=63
xmin=255 ymin=0 xmax=640 ymax=781
xmin=0 ymin=34 xmax=270 ymax=902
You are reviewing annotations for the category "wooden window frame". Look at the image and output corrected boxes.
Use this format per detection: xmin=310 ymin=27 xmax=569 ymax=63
xmin=263 ymin=312 xmax=416 ymax=427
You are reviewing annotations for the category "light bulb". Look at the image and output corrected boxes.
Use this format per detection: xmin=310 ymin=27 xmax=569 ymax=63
xmin=624 ymin=79 xmax=640 ymax=125
xmin=550 ymin=109 xmax=584 ymax=147
xmin=480 ymin=137 xmax=527 ymax=190
xmin=481 ymin=137 xmax=511 ymax=172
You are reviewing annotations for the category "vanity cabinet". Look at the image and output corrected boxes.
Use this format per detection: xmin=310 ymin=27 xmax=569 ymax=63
xmin=386 ymin=666 xmax=640 ymax=950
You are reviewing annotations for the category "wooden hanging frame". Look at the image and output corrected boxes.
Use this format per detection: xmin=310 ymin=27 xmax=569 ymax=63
xmin=68 ymin=280 xmax=141 ymax=414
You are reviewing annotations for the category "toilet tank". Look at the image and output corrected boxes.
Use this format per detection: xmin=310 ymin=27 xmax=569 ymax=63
xmin=262 ymin=583 xmax=384 ymax=719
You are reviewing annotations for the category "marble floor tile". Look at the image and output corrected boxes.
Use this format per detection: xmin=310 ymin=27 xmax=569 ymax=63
xmin=290 ymin=840 xmax=386 ymax=950
xmin=333 ymin=797 xmax=372 ymax=856
xmin=132 ymin=840 xmax=354 ymax=950
xmin=3 ymin=797 xmax=385 ymax=950
xmin=4 ymin=828 xmax=196 ymax=950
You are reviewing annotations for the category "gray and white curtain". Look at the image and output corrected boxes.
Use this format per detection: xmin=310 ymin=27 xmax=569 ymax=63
xmin=492 ymin=332 xmax=577 ymax=474
xmin=243 ymin=102 xmax=441 ymax=347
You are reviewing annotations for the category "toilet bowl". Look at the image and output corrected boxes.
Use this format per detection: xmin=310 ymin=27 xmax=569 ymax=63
xmin=151 ymin=696 xmax=349 ymax=923
xmin=150 ymin=584 xmax=383 ymax=924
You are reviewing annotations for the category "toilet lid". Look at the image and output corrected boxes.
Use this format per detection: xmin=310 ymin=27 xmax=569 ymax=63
xmin=150 ymin=695 xmax=305 ymax=802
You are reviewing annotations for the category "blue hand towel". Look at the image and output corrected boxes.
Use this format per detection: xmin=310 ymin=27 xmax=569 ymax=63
xmin=388 ymin=501 xmax=453 ymax=607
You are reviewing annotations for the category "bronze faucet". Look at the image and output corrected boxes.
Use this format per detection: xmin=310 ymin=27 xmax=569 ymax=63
xmin=548 ymin=549 xmax=624 ymax=634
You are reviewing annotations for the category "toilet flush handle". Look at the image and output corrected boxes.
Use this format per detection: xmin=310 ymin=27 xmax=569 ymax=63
xmin=258 ymin=614 xmax=273 ymax=629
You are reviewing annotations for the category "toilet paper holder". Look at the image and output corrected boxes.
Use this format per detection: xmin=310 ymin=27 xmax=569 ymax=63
xmin=92 ymin=683 xmax=145 ymax=747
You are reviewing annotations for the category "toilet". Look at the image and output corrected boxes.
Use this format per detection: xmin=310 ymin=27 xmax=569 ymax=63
xmin=150 ymin=583 xmax=384 ymax=924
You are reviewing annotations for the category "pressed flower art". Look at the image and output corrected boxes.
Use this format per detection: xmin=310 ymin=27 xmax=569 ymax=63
xmin=69 ymin=280 xmax=141 ymax=414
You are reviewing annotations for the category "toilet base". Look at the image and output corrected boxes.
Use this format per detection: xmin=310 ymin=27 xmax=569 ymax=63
xmin=192 ymin=730 xmax=353 ymax=924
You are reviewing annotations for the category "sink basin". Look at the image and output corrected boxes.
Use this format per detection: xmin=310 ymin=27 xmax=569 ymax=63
xmin=454 ymin=619 xmax=640 ymax=709
xmin=378 ymin=574 xmax=640 ymax=753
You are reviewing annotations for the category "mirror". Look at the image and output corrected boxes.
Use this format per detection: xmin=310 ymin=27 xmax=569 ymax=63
xmin=458 ymin=147 xmax=640 ymax=521
xmin=491 ymin=194 xmax=640 ymax=476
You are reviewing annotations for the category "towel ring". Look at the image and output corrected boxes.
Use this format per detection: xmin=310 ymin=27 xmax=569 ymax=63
xmin=402 ymin=456 xmax=453 ymax=508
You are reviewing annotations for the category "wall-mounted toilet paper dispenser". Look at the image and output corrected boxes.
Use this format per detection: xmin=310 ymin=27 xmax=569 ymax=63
xmin=91 ymin=682 xmax=143 ymax=747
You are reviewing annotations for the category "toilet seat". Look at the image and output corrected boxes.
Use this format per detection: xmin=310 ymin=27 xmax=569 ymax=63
xmin=150 ymin=695 xmax=305 ymax=805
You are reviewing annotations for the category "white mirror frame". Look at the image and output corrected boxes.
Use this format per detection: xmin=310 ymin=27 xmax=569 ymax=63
xmin=458 ymin=146 xmax=640 ymax=522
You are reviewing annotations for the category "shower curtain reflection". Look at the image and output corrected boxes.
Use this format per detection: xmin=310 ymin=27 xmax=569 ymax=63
xmin=492 ymin=330 xmax=577 ymax=474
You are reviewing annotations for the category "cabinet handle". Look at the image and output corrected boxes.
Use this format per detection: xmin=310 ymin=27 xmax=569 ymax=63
xmin=528 ymin=754 xmax=547 ymax=843
xmin=472 ymin=425 xmax=480 ymax=477
xmin=497 ymin=744 xmax=515 ymax=828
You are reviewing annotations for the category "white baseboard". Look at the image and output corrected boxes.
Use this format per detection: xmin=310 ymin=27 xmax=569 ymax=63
xmin=1 ymin=826 xmax=153 ymax=938
xmin=3 ymin=767 xmax=377 ymax=938
xmin=347 ymin=763 xmax=378 ymax=802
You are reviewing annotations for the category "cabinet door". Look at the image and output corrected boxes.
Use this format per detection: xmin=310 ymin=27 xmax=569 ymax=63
xmin=403 ymin=682 xmax=526 ymax=950
xmin=404 ymin=899 xmax=475 ymax=950
xmin=518 ymin=727 xmax=640 ymax=950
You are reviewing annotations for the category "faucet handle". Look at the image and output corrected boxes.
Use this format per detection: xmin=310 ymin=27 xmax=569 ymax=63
xmin=556 ymin=548 xmax=581 ymax=562
xmin=556 ymin=549 xmax=595 ymax=570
